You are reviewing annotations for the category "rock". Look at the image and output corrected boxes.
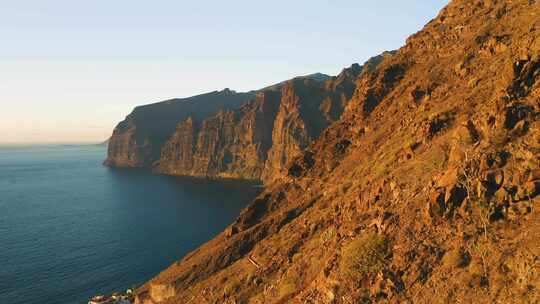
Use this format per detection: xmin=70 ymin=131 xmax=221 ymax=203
xmin=493 ymin=187 xmax=509 ymax=203
xmin=448 ymin=145 xmax=466 ymax=163
xmin=485 ymin=170 xmax=504 ymax=187
xmin=261 ymin=64 xmax=364 ymax=182
xmin=442 ymin=248 xmax=471 ymax=269
xmin=504 ymin=103 xmax=534 ymax=130
xmin=514 ymin=181 xmax=539 ymax=201
xmin=454 ymin=62 xmax=468 ymax=77
xmin=398 ymin=146 xmax=415 ymax=162
xmin=452 ymin=120 xmax=479 ymax=145
xmin=436 ymin=168 xmax=460 ymax=188
xmin=514 ymin=187 xmax=526 ymax=202
xmin=157 ymin=90 xmax=281 ymax=180
xmin=225 ymin=226 xmax=239 ymax=238
xmin=421 ymin=111 xmax=455 ymax=140
xmin=427 ymin=189 xmax=446 ymax=219
xmin=126 ymin=1 xmax=540 ymax=302
xmin=253 ymin=277 xmax=263 ymax=285
xmin=444 ymin=185 xmax=467 ymax=214
xmin=507 ymin=201 xmax=532 ymax=220
xmin=527 ymin=169 xmax=540 ymax=181
xmin=149 ymin=284 xmax=176 ymax=303
xmin=524 ymin=181 xmax=540 ymax=198
xmin=469 ymin=274 xmax=489 ymax=288
xmin=476 ymin=181 xmax=489 ymax=201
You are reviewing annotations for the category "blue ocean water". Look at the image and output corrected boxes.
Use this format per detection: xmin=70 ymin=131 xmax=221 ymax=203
xmin=0 ymin=144 xmax=261 ymax=304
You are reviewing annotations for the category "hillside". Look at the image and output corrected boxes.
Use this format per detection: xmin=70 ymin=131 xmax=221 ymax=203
xmin=132 ymin=0 xmax=540 ymax=303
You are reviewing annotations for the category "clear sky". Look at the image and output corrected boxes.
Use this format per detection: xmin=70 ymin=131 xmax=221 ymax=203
xmin=0 ymin=0 xmax=448 ymax=144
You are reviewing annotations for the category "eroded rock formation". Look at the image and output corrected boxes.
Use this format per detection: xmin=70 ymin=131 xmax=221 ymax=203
xmin=104 ymin=89 xmax=255 ymax=168
xmin=156 ymin=90 xmax=281 ymax=180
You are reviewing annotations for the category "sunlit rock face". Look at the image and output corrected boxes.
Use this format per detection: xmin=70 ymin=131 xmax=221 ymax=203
xmin=104 ymin=89 xmax=255 ymax=168
xmin=106 ymin=58 xmax=388 ymax=182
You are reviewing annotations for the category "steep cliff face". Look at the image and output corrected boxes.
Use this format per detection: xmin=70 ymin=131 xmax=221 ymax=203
xmin=157 ymin=90 xmax=281 ymax=180
xmin=155 ymin=59 xmax=387 ymax=181
xmin=150 ymin=64 xmax=373 ymax=180
xmin=133 ymin=1 xmax=540 ymax=303
xmin=104 ymin=89 xmax=255 ymax=168
xmin=262 ymin=57 xmax=390 ymax=182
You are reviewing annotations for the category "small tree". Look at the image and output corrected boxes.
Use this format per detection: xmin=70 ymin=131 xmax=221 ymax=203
xmin=456 ymin=148 xmax=491 ymax=278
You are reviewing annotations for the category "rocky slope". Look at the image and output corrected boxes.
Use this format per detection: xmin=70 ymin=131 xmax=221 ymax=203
xmin=133 ymin=0 xmax=540 ymax=303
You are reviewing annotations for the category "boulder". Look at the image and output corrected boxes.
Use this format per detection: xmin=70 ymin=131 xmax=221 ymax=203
xmin=527 ymin=169 xmax=540 ymax=181
xmin=436 ymin=167 xmax=460 ymax=188
xmin=426 ymin=189 xmax=446 ymax=220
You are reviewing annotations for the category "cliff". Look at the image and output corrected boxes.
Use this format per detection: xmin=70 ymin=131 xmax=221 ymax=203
xmin=107 ymin=59 xmax=388 ymax=181
xmin=156 ymin=90 xmax=281 ymax=180
xmin=133 ymin=0 xmax=540 ymax=303
xmin=155 ymin=62 xmax=382 ymax=181
xmin=261 ymin=56 xmax=390 ymax=183
xmin=104 ymin=89 xmax=255 ymax=168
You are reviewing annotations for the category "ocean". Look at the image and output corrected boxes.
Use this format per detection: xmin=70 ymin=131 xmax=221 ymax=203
xmin=0 ymin=144 xmax=261 ymax=304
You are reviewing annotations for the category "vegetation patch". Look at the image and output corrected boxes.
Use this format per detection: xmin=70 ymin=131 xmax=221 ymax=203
xmin=223 ymin=280 xmax=240 ymax=296
xmin=278 ymin=267 xmax=302 ymax=298
xmin=320 ymin=227 xmax=336 ymax=244
xmin=340 ymin=232 xmax=391 ymax=281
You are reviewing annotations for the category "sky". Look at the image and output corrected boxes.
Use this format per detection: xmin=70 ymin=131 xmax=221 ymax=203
xmin=0 ymin=0 xmax=448 ymax=144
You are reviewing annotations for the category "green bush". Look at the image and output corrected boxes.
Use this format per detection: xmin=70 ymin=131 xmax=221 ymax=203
xmin=340 ymin=232 xmax=390 ymax=280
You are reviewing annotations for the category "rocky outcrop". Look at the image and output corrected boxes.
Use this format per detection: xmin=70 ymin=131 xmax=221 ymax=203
xmin=262 ymin=56 xmax=391 ymax=182
xmin=133 ymin=1 xmax=540 ymax=303
xmin=104 ymin=89 xmax=255 ymax=168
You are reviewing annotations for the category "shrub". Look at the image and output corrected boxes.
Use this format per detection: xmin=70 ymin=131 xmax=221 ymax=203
xmin=278 ymin=270 xmax=300 ymax=297
xmin=223 ymin=280 xmax=240 ymax=296
xmin=278 ymin=281 xmax=297 ymax=298
xmin=340 ymin=232 xmax=390 ymax=280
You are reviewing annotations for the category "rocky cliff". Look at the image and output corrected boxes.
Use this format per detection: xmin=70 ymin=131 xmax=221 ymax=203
xmin=156 ymin=89 xmax=282 ymax=180
xmin=133 ymin=0 xmax=540 ymax=303
xmin=155 ymin=61 xmax=385 ymax=181
xmin=261 ymin=57 xmax=389 ymax=182
xmin=107 ymin=58 xmax=388 ymax=181
xmin=104 ymin=89 xmax=255 ymax=168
